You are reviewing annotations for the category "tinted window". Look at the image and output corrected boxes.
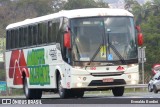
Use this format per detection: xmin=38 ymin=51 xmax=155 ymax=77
xmin=48 ymin=21 xmax=52 ymax=43
xmin=33 ymin=25 xmax=38 ymax=45
xmin=38 ymin=23 xmax=43 ymax=44
xmin=19 ymin=28 xmax=24 ymax=47
xmin=24 ymin=27 xmax=28 ymax=47
xmin=15 ymin=29 xmax=19 ymax=48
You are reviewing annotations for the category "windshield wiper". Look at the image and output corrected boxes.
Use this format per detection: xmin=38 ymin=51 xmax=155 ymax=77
xmin=86 ymin=43 xmax=104 ymax=67
xmin=108 ymin=42 xmax=127 ymax=64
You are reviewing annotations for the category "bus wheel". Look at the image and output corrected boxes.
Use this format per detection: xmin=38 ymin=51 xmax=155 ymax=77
xmin=148 ymin=84 xmax=153 ymax=92
xmin=23 ymin=77 xmax=42 ymax=99
xmin=153 ymin=85 xmax=158 ymax=94
xmin=112 ymin=86 xmax=124 ymax=96
xmin=58 ymin=75 xmax=70 ymax=98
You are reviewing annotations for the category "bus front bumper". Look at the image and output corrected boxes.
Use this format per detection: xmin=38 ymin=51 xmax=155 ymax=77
xmin=69 ymin=72 xmax=139 ymax=89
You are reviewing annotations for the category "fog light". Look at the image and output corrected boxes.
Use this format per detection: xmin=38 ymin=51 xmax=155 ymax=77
xmin=77 ymin=83 xmax=82 ymax=87
xmin=131 ymin=80 xmax=136 ymax=85
xmin=128 ymin=75 xmax=131 ymax=79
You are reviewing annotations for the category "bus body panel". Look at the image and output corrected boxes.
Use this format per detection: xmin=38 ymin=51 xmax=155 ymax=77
xmin=67 ymin=64 xmax=139 ymax=89
xmin=5 ymin=44 xmax=67 ymax=89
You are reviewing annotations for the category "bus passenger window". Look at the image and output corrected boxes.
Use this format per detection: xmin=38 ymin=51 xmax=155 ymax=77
xmin=28 ymin=26 xmax=33 ymax=46
xmin=33 ymin=25 xmax=38 ymax=45
xmin=42 ymin=23 xmax=47 ymax=44
xmin=11 ymin=30 xmax=15 ymax=49
xmin=19 ymin=28 xmax=22 ymax=47
xmin=6 ymin=30 xmax=11 ymax=50
xmin=24 ymin=27 xmax=28 ymax=47
xmin=38 ymin=23 xmax=43 ymax=45
xmin=48 ymin=21 xmax=52 ymax=43
xmin=15 ymin=29 xmax=19 ymax=48
xmin=52 ymin=22 xmax=58 ymax=42
xmin=45 ymin=23 xmax=48 ymax=43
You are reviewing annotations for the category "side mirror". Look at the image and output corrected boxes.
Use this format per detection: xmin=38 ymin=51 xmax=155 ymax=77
xmin=64 ymin=31 xmax=71 ymax=49
xmin=136 ymin=25 xmax=144 ymax=46
xmin=138 ymin=33 xmax=143 ymax=46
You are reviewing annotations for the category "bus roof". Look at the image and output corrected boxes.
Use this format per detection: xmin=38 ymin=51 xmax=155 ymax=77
xmin=6 ymin=8 xmax=133 ymax=30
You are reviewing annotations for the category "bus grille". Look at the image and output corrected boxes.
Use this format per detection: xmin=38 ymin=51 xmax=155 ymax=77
xmin=91 ymin=72 xmax=124 ymax=77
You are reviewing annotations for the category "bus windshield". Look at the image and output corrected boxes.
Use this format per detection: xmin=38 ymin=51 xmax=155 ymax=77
xmin=71 ymin=17 xmax=137 ymax=62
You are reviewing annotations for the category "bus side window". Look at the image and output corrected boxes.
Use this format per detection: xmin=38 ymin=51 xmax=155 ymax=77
xmin=6 ymin=30 xmax=11 ymax=50
xmin=24 ymin=27 xmax=28 ymax=47
xmin=38 ymin=23 xmax=43 ymax=45
xmin=33 ymin=25 xmax=38 ymax=45
xmin=19 ymin=28 xmax=21 ymax=47
xmin=11 ymin=30 xmax=15 ymax=49
xmin=52 ymin=22 xmax=58 ymax=42
xmin=28 ymin=26 xmax=33 ymax=46
xmin=19 ymin=28 xmax=23 ymax=47
xmin=48 ymin=21 xmax=52 ymax=43
xmin=15 ymin=29 xmax=19 ymax=48
xmin=46 ymin=23 xmax=48 ymax=43
xmin=42 ymin=22 xmax=48 ymax=44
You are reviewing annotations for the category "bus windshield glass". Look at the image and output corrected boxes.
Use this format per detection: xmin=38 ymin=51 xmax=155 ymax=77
xmin=71 ymin=17 xmax=137 ymax=62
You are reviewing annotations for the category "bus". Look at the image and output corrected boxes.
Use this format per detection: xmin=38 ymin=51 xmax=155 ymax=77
xmin=5 ymin=8 xmax=143 ymax=99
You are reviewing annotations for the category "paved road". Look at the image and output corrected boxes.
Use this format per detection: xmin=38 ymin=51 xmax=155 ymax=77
xmin=0 ymin=91 xmax=160 ymax=107
xmin=1 ymin=91 xmax=160 ymax=104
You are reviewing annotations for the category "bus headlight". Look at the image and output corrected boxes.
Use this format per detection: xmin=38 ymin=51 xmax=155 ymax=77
xmin=76 ymin=83 xmax=83 ymax=87
xmin=131 ymin=80 xmax=137 ymax=85
xmin=77 ymin=77 xmax=87 ymax=81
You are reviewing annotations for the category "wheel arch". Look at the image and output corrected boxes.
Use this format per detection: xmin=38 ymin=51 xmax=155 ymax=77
xmin=21 ymin=68 xmax=29 ymax=85
xmin=55 ymin=66 xmax=64 ymax=89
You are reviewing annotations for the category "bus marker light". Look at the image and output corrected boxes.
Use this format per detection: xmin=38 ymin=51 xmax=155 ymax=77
xmin=116 ymin=66 xmax=124 ymax=71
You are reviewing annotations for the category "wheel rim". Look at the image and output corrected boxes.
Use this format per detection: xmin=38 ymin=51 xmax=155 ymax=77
xmin=24 ymin=78 xmax=29 ymax=96
xmin=58 ymin=78 xmax=63 ymax=96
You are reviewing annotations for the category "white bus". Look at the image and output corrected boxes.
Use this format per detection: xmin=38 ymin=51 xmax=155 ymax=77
xmin=5 ymin=8 xmax=143 ymax=99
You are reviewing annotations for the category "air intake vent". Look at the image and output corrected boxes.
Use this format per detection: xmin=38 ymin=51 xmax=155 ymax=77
xmin=91 ymin=72 xmax=124 ymax=77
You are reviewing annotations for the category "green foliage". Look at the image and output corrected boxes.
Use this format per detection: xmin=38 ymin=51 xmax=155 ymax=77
xmin=0 ymin=69 xmax=5 ymax=81
xmin=63 ymin=0 xmax=108 ymax=10
xmin=124 ymin=0 xmax=160 ymax=75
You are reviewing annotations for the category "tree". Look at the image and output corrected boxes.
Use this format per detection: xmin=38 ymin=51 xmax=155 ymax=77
xmin=63 ymin=0 xmax=108 ymax=10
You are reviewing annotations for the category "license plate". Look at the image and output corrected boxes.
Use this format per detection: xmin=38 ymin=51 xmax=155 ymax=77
xmin=102 ymin=78 xmax=114 ymax=82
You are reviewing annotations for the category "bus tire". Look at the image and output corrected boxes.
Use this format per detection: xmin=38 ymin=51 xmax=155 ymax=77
xmin=23 ymin=77 xmax=42 ymax=99
xmin=112 ymin=86 xmax=124 ymax=96
xmin=58 ymin=75 xmax=70 ymax=98
xmin=148 ymin=84 xmax=153 ymax=92
xmin=153 ymin=85 xmax=158 ymax=94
